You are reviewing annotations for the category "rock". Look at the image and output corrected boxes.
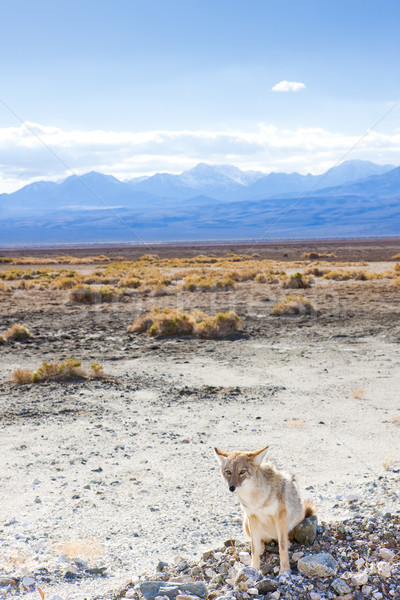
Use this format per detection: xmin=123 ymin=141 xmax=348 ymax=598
xmin=297 ymin=553 xmax=338 ymax=578
xmin=0 ymin=577 xmax=19 ymax=587
xmin=74 ymin=557 xmax=88 ymax=568
xmin=376 ymin=561 xmax=391 ymax=578
xmin=378 ymin=547 xmax=395 ymax=561
xmin=310 ymin=593 xmax=321 ymax=600
xmin=157 ymin=561 xmax=169 ymax=572
xmin=361 ymin=585 xmax=373 ymax=595
xmin=85 ymin=566 xmax=107 ymax=575
xmin=176 ymin=560 xmax=188 ymax=572
xmin=234 ymin=566 xmax=261 ymax=585
xmin=350 ymin=571 xmax=368 ymax=586
xmin=140 ymin=581 xmax=208 ymax=600
xmin=255 ymin=578 xmax=278 ymax=594
xmin=238 ymin=551 xmax=251 ymax=566
xmin=331 ymin=578 xmax=352 ymax=595
xmin=176 ymin=596 xmax=202 ymax=600
xmin=21 ymin=576 xmax=36 ymax=589
xmin=292 ymin=515 xmax=318 ymax=546
xmin=291 ymin=551 xmax=304 ymax=562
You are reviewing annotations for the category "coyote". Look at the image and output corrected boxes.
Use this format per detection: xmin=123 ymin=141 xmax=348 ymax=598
xmin=214 ymin=445 xmax=315 ymax=573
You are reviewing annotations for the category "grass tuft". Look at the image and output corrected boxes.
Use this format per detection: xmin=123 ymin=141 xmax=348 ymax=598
xmin=271 ymin=294 xmax=315 ymax=316
xmin=127 ymin=307 xmax=241 ymax=338
xmin=12 ymin=360 xmax=106 ymax=384
xmin=4 ymin=323 xmax=32 ymax=341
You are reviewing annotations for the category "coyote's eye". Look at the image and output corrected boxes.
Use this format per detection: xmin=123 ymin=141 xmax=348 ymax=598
xmin=225 ymin=470 xmax=232 ymax=475
xmin=239 ymin=470 xmax=247 ymax=475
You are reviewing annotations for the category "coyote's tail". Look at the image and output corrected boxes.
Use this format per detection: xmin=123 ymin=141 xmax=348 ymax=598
xmin=304 ymin=500 xmax=317 ymax=518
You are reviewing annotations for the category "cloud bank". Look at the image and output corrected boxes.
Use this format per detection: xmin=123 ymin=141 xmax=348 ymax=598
xmin=0 ymin=121 xmax=399 ymax=192
xmin=272 ymin=80 xmax=306 ymax=92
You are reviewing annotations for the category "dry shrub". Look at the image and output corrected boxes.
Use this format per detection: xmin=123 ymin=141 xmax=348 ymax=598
xmin=117 ymin=276 xmax=141 ymax=289
xmin=12 ymin=368 xmax=34 ymax=383
xmin=305 ymin=266 xmax=330 ymax=277
xmin=0 ymin=334 xmax=5 ymax=344
xmin=302 ymin=252 xmax=336 ymax=260
xmin=0 ymin=281 xmax=10 ymax=292
xmin=195 ymin=311 xmax=241 ymax=339
xmin=282 ymin=272 xmax=311 ymax=289
xmin=351 ymin=388 xmax=365 ymax=399
xmin=127 ymin=307 xmax=241 ymax=338
xmin=4 ymin=323 xmax=32 ymax=341
xmin=391 ymin=253 xmax=400 ymax=260
xmin=52 ymin=538 xmax=104 ymax=560
xmin=69 ymin=285 xmax=121 ymax=303
xmin=271 ymin=294 xmax=315 ymax=316
xmin=12 ymin=360 xmax=106 ymax=384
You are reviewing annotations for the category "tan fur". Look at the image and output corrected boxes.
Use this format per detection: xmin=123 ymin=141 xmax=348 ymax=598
xmin=214 ymin=445 xmax=316 ymax=573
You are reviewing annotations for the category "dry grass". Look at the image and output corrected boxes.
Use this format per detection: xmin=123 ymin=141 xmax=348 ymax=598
xmin=271 ymin=294 xmax=315 ymax=316
xmin=351 ymin=387 xmax=365 ymax=399
xmin=12 ymin=360 xmax=106 ymax=384
xmin=69 ymin=285 xmax=122 ymax=303
xmin=52 ymin=538 xmax=104 ymax=560
xmin=127 ymin=307 xmax=241 ymax=338
xmin=3 ymin=323 xmax=32 ymax=341
xmin=302 ymin=252 xmax=336 ymax=260
xmin=282 ymin=272 xmax=311 ymax=289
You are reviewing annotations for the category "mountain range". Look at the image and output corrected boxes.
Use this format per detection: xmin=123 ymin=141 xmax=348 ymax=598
xmin=0 ymin=159 xmax=399 ymax=246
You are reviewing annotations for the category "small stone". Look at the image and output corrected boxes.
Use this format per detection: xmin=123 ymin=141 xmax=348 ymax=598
xmin=176 ymin=560 xmax=188 ymax=572
xmin=202 ymin=550 xmax=214 ymax=561
xmin=331 ymin=578 xmax=352 ymax=595
xmin=292 ymin=515 xmax=318 ymax=546
xmin=376 ymin=561 xmax=391 ymax=578
xmin=247 ymin=588 xmax=258 ymax=595
xmin=204 ymin=568 xmax=216 ymax=579
xmin=34 ymin=496 xmax=42 ymax=504
xmin=176 ymin=596 xmax=202 ymax=600
xmin=238 ymin=551 xmax=251 ymax=566
xmin=298 ymin=553 xmax=338 ymax=578
xmin=310 ymin=593 xmax=321 ymax=600
xmin=157 ymin=561 xmax=169 ymax=572
xmin=22 ymin=576 xmax=35 ymax=588
xmin=255 ymin=578 xmax=278 ymax=594
xmin=361 ymin=585 xmax=373 ymax=595
xmin=140 ymin=581 xmax=208 ymax=600
xmin=85 ymin=565 xmax=107 ymax=575
xmin=346 ymin=494 xmax=360 ymax=502
xmin=50 ymin=596 xmax=64 ymax=600
xmin=291 ymin=551 xmax=304 ymax=562
xmin=355 ymin=557 xmax=365 ymax=568
xmin=74 ymin=557 xmax=88 ymax=568
xmin=378 ymin=548 xmax=395 ymax=561
xmin=351 ymin=571 xmax=368 ymax=586
xmin=269 ymin=592 xmax=280 ymax=600
xmin=235 ymin=566 xmax=261 ymax=585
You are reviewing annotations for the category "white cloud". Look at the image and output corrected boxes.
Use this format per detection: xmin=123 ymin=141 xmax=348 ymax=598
xmin=272 ymin=80 xmax=306 ymax=92
xmin=0 ymin=121 xmax=398 ymax=192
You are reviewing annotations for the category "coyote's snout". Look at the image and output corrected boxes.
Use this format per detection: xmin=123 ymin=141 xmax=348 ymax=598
xmin=215 ymin=445 xmax=315 ymax=573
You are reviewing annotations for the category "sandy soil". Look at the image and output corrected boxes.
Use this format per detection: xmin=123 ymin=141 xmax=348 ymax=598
xmin=0 ymin=241 xmax=399 ymax=599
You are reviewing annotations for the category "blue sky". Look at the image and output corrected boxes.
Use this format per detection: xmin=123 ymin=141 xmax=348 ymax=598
xmin=0 ymin=0 xmax=399 ymax=191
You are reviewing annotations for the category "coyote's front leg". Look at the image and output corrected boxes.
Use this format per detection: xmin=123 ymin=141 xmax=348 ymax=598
xmin=247 ymin=515 xmax=265 ymax=571
xmin=273 ymin=505 xmax=290 ymax=573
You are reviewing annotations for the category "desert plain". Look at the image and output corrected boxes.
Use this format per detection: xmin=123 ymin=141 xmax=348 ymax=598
xmin=0 ymin=239 xmax=399 ymax=599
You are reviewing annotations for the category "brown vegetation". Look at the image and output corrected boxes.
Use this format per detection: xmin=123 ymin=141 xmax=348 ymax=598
xmin=12 ymin=360 xmax=106 ymax=384
xmin=127 ymin=307 xmax=241 ymax=338
xmin=3 ymin=323 xmax=32 ymax=341
xmin=271 ymin=294 xmax=315 ymax=316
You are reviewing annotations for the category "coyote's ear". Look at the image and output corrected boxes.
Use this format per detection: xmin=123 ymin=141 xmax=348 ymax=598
xmin=214 ymin=447 xmax=229 ymax=465
xmin=247 ymin=445 xmax=269 ymax=466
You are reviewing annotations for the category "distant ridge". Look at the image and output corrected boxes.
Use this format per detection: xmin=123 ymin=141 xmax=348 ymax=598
xmin=0 ymin=160 xmax=398 ymax=245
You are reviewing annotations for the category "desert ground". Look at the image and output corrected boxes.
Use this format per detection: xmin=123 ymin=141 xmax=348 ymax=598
xmin=0 ymin=239 xmax=399 ymax=599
